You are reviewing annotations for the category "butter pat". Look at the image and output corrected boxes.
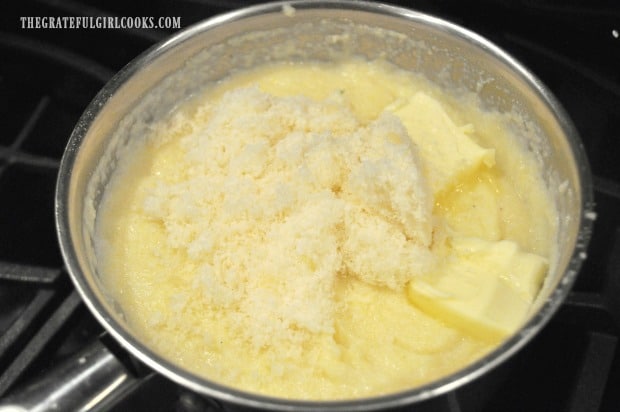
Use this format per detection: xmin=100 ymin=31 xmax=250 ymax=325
xmin=389 ymin=92 xmax=496 ymax=196
xmin=407 ymin=237 xmax=548 ymax=341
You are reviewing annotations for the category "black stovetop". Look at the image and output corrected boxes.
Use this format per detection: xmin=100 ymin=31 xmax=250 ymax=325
xmin=1 ymin=1 xmax=619 ymax=411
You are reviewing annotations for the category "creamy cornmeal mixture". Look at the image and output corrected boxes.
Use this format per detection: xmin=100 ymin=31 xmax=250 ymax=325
xmin=96 ymin=60 xmax=557 ymax=399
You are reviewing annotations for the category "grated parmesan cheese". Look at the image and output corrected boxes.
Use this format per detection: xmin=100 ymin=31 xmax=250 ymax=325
xmin=142 ymin=86 xmax=434 ymax=350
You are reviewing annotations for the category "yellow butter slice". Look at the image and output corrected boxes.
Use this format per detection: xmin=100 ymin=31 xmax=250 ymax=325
xmin=407 ymin=237 xmax=548 ymax=341
xmin=388 ymin=92 xmax=495 ymax=196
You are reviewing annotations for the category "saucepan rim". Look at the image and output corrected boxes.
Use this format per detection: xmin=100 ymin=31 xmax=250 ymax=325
xmin=55 ymin=1 xmax=595 ymax=410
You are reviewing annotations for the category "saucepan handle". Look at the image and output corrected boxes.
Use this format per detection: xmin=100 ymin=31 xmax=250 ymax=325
xmin=0 ymin=339 xmax=138 ymax=412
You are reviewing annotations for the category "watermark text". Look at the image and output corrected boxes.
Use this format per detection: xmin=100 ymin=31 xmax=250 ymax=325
xmin=20 ymin=16 xmax=181 ymax=30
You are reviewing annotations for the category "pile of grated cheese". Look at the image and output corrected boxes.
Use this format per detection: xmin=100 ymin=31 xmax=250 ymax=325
xmin=142 ymin=86 xmax=435 ymax=351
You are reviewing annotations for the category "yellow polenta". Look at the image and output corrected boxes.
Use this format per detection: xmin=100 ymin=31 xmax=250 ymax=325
xmin=96 ymin=60 xmax=557 ymax=399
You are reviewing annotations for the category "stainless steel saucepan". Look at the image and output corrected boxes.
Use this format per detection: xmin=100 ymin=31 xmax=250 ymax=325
xmin=1 ymin=1 xmax=594 ymax=411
